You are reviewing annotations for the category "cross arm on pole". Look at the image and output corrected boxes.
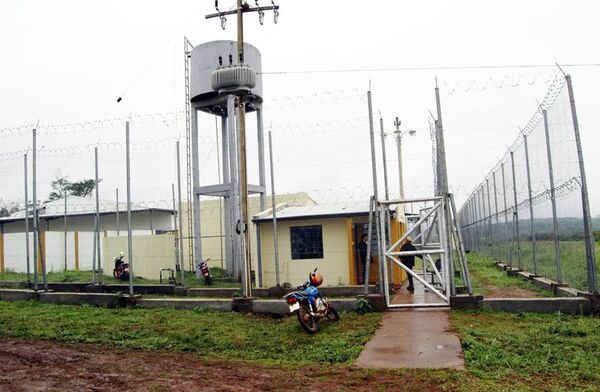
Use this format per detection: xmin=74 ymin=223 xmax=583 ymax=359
xmin=205 ymin=5 xmax=279 ymax=19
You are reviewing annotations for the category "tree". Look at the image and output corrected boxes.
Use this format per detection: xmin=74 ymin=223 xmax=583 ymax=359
xmin=0 ymin=199 xmax=20 ymax=217
xmin=47 ymin=177 xmax=100 ymax=201
xmin=48 ymin=177 xmax=71 ymax=201
xmin=68 ymin=179 xmax=98 ymax=197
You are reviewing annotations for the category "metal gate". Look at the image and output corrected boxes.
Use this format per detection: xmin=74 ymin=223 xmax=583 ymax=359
xmin=377 ymin=195 xmax=472 ymax=309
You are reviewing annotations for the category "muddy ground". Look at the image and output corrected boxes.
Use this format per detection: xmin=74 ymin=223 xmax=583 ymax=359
xmin=0 ymin=338 xmax=454 ymax=392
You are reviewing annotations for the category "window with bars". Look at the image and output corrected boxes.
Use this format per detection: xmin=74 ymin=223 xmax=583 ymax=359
xmin=290 ymin=225 xmax=323 ymax=260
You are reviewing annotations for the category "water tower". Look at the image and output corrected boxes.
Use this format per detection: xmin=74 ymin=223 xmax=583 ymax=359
xmin=189 ymin=40 xmax=266 ymax=282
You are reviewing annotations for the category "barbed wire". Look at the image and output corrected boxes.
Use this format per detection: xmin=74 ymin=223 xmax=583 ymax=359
xmin=460 ymin=176 xmax=581 ymax=228
xmin=439 ymin=72 xmax=556 ymax=95
xmin=0 ymin=137 xmax=183 ymax=161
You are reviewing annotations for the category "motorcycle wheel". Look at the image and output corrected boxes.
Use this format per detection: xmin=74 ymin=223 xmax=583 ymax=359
xmin=113 ymin=268 xmax=120 ymax=279
xmin=297 ymin=304 xmax=319 ymax=334
xmin=326 ymin=307 xmax=340 ymax=322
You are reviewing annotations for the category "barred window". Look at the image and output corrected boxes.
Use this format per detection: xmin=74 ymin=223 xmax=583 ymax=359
xmin=290 ymin=225 xmax=323 ymax=260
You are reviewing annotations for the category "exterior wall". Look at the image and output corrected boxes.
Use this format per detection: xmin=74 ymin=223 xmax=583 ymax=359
xmin=255 ymin=211 xmax=408 ymax=289
xmin=0 ymin=229 xmax=155 ymax=274
xmin=102 ymin=234 xmax=177 ymax=280
xmin=180 ymin=193 xmax=317 ymax=271
xmin=258 ymin=217 xmax=350 ymax=287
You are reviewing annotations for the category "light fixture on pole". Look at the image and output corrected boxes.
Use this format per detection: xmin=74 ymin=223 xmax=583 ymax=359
xmin=392 ymin=117 xmax=416 ymax=200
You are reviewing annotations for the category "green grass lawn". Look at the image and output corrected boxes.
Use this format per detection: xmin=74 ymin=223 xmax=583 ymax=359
xmin=0 ymin=268 xmax=242 ymax=288
xmin=467 ymin=253 xmax=553 ymax=297
xmin=452 ymin=310 xmax=600 ymax=391
xmin=479 ymin=240 xmax=600 ymax=292
xmin=0 ymin=301 xmax=379 ymax=364
xmin=0 ymin=301 xmax=599 ymax=391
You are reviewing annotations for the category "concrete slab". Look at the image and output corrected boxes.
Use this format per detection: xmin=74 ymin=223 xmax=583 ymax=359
xmin=483 ymin=297 xmax=591 ymax=315
xmin=531 ymin=276 xmax=555 ymax=291
xmin=0 ymin=289 xmax=39 ymax=302
xmin=0 ymin=282 xmax=27 ymax=289
xmin=556 ymin=286 xmax=582 ymax=297
xmin=102 ymin=284 xmax=175 ymax=295
xmin=38 ymin=292 xmax=122 ymax=308
xmin=187 ymin=288 xmax=239 ymax=298
xmin=355 ymin=309 xmax=464 ymax=369
xmin=136 ymin=298 xmax=233 ymax=312
xmin=391 ymin=281 xmax=447 ymax=306
xmin=517 ymin=271 xmax=534 ymax=280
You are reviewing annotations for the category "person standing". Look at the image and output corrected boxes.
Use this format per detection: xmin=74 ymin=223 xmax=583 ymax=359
xmin=399 ymin=237 xmax=419 ymax=292
xmin=357 ymin=233 xmax=369 ymax=284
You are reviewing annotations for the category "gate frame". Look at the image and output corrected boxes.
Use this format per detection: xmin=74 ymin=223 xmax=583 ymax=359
xmin=378 ymin=194 xmax=471 ymax=309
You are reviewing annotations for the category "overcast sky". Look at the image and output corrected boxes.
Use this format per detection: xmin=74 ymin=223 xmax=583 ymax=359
xmin=1 ymin=0 xmax=599 ymax=215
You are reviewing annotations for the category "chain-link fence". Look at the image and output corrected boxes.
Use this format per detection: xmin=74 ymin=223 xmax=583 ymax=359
xmin=458 ymin=74 xmax=598 ymax=293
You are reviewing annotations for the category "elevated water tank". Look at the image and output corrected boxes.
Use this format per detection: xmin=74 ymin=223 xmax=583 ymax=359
xmin=190 ymin=40 xmax=263 ymax=115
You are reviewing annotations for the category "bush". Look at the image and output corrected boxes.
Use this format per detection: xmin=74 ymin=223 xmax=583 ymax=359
xmin=356 ymin=297 xmax=372 ymax=314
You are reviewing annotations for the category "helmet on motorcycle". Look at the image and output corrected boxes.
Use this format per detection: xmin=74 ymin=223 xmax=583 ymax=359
xmin=309 ymin=272 xmax=323 ymax=287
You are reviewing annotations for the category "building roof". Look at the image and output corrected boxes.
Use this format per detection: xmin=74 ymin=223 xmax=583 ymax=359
xmin=253 ymin=203 xmax=370 ymax=223
xmin=0 ymin=196 xmax=174 ymax=224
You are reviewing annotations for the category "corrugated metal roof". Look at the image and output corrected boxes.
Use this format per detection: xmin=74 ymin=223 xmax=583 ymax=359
xmin=0 ymin=196 xmax=174 ymax=223
xmin=253 ymin=203 xmax=370 ymax=222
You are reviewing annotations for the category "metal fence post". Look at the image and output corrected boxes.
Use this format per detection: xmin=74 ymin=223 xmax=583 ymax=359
xmin=64 ymin=194 xmax=68 ymax=271
xmin=32 ymin=128 xmax=39 ymax=291
xmin=500 ymin=163 xmax=510 ymax=264
xmin=268 ymin=131 xmax=281 ymax=287
xmin=565 ymin=74 xmax=597 ymax=293
xmin=492 ymin=171 xmax=500 ymax=261
xmin=510 ymin=151 xmax=521 ymax=270
xmin=542 ymin=109 xmax=562 ymax=283
xmin=480 ymin=186 xmax=487 ymax=254
xmin=126 ymin=121 xmax=134 ymax=295
xmin=176 ymin=141 xmax=185 ymax=287
xmin=474 ymin=188 xmax=481 ymax=252
xmin=24 ymin=154 xmax=31 ymax=283
xmin=523 ymin=134 xmax=537 ymax=275
xmin=116 ymin=188 xmax=120 ymax=237
xmin=367 ymin=89 xmax=384 ymax=295
xmin=486 ymin=179 xmax=493 ymax=257
xmin=94 ymin=147 xmax=102 ymax=283
xmin=364 ymin=196 xmax=374 ymax=295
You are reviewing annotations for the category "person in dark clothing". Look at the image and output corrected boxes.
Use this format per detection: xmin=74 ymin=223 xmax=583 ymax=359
xmin=399 ymin=237 xmax=420 ymax=292
xmin=357 ymin=234 xmax=369 ymax=284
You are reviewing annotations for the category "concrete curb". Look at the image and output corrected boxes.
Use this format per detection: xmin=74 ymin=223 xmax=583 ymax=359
xmin=38 ymin=292 xmax=122 ymax=308
xmin=483 ymin=297 xmax=591 ymax=315
xmin=0 ymin=289 xmax=39 ymax=301
xmin=134 ymin=298 xmax=234 ymax=311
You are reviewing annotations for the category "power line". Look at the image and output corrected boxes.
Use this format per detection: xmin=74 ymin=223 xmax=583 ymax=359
xmin=260 ymin=63 xmax=600 ymax=75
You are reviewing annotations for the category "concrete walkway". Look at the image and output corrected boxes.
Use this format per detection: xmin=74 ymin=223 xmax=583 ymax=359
xmin=355 ymin=283 xmax=465 ymax=369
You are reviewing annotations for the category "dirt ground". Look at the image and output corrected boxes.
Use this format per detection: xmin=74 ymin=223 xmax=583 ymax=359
xmin=0 ymin=338 xmax=454 ymax=392
xmin=481 ymin=285 xmax=541 ymax=298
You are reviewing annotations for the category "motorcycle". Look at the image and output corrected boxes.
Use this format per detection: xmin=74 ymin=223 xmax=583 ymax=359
xmin=113 ymin=252 xmax=129 ymax=281
xmin=197 ymin=258 xmax=213 ymax=285
xmin=283 ymin=268 xmax=340 ymax=334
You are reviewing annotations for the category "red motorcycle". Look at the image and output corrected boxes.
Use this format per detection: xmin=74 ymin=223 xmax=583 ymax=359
xmin=197 ymin=258 xmax=213 ymax=285
xmin=113 ymin=252 xmax=130 ymax=281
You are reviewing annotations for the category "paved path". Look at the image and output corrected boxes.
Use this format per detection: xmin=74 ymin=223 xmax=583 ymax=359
xmin=355 ymin=283 xmax=465 ymax=369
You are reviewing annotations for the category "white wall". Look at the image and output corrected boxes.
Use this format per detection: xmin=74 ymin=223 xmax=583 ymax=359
xmin=102 ymin=234 xmax=177 ymax=280
xmin=1 ymin=230 xmax=175 ymax=275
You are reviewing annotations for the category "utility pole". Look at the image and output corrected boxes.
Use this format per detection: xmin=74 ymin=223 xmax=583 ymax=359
xmin=379 ymin=114 xmax=389 ymax=201
xmin=393 ymin=117 xmax=416 ymax=200
xmin=206 ymin=0 xmax=279 ymax=298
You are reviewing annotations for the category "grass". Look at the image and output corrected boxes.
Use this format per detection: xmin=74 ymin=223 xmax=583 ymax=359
xmin=479 ymin=240 xmax=600 ymax=292
xmin=0 ymin=301 xmax=380 ymax=365
xmin=1 ymin=301 xmax=599 ymax=390
xmin=451 ymin=310 xmax=600 ymax=391
xmin=467 ymin=253 xmax=553 ymax=297
xmin=0 ymin=267 xmax=242 ymax=288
